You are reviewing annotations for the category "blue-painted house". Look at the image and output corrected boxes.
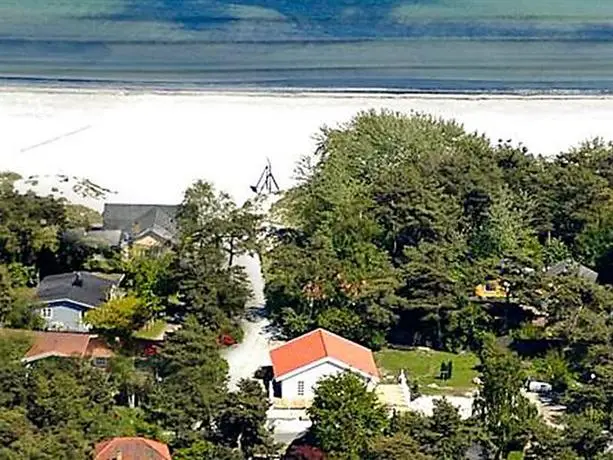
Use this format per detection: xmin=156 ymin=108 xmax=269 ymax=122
xmin=37 ymin=272 xmax=123 ymax=332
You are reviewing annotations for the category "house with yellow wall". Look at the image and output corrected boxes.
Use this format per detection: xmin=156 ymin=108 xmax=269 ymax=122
xmin=474 ymin=279 xmax=508 ymax=299
xmin=102 ymin=204 xmax=178 ymax=252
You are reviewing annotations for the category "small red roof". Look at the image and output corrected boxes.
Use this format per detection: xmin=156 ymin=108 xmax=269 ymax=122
xmin=94 ymin=437 xmax=171 ymax=460
xmin=270 ymin=328 xmax=379 ymax=380
xmin=22 ymin=331 xmax=113 ymax=362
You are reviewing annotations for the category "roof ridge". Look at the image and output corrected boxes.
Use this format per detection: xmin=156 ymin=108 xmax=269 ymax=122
xmin=94 ymin=438 xmax=115 ymax=459
xmin=269 ymin=328 xmax=323 ymax=352
xmin=317 ymin=328 xmax=374 ymax=354
xmin=318 ymin=329 xmax=329 ymax=356
xmin=95 ymin=437 xmax=170 ymax=460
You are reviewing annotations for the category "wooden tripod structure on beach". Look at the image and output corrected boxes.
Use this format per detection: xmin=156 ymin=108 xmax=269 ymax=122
xmin=250 ymin=158 xmax=280 ymax=195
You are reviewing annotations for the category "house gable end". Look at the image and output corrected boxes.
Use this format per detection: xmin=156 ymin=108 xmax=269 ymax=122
xmin=276 ymin=356 xmax=377 ymax=383
xmin=44 ymin=299 xmax=94 ymax=310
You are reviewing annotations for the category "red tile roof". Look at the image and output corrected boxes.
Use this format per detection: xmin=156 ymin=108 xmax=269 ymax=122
xmin=94 ymin=437 xmax=171 ymax=460
xmin=22 ymin=331 xmax=113 ymax=362
xmin=270 ymin=328 xmax=379 ymax=380
xmin=85 ymin=336 xmax=115 ymax=359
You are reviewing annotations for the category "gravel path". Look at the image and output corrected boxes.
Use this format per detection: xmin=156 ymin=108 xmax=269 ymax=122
xmin=223 ymin=253 xmax=275 ymax=391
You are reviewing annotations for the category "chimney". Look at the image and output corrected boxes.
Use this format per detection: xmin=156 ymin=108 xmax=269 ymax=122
xmin=73 ymin=272 xmax=83 ymax=287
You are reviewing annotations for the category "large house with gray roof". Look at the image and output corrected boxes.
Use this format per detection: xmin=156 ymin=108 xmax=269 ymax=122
xmin=102 ymin=204 xmax=178 ymax=250
xmin=37 ymin=272 xmax=123 ymax=332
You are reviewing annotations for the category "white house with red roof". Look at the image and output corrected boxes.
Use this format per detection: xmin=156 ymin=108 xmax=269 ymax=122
xmin=269 ymin=328 xmax=380 ymax=401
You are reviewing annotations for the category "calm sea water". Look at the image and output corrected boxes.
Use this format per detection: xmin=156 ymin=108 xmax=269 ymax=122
xmin=2 ymin=0 xmax=613 ymax=92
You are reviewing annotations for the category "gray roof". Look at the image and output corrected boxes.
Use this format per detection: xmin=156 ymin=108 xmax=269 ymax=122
xmin=102 ymin=204 xmax=178 ymax=242
xmin=546 ymin=260 xmax=598 ymax=283
xmin=37 ymin=272 xmax=122 ymax=308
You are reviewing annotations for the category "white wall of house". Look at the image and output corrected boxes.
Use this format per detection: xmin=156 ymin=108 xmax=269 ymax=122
xmin=279 ymin=360 xmax=375 ymax=400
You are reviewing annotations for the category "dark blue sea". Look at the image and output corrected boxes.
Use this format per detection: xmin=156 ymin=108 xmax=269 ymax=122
xmin=2 ymin=0 xmax=613 ymax=93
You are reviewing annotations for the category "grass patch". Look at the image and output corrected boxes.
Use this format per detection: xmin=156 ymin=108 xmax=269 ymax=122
xmin=134 ymin=320 xmax=167 ymax=340
xmin=375 ymin=347 xmax=479 ymax=395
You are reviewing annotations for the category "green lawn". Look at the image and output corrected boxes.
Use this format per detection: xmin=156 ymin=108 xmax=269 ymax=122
xmin=134 ymin=320 xmax=168 ymax=340
xmin=507 ymin=452 xmax=524 ymax=460
xmin=375 ymin=348 xmax=480 ymax=395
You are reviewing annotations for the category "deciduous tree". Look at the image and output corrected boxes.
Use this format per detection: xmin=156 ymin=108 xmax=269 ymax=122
xmin=473 ymin=338 xmax=537 ymax=458
xmin=308 ymin=372 xmax=388 ymax=459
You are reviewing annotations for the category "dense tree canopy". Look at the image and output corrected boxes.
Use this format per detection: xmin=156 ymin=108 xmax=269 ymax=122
xmin=0 ymin=177 xmax=268 ymax=459
xmin=264 ymin=112 xmax=613 ymax=351
xmin=173 ymin=181 xmax=259 ymax=337
xmin=7 ymin=112 xmax=613 ymax=458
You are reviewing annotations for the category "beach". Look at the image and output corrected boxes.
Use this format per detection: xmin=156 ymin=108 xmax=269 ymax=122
xmin=2 ymin=89 xmax=613 ymax=210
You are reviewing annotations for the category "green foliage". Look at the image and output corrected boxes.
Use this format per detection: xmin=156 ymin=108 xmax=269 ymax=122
xmin=0 ymin=265 xmax=13 ymax=323
xmin=103 ymin=406 xmax=167 ymax=441
xmin=85 ymin=295 xmax=150 ymax=338
xmin=543 ymin=276 xmax=613 ymax=346
xmin=469 ymin=187 xmax=541 ymax=264
xmin=0 ymin=331 xmax=31 ymax=408
xmin=122 ymin=252 xmax=176 ymax=315
xmin=0 ymin=179 xmax=259 ymax=459
xmin=524 ymin=422 xmax=581 ymax=460
xmin=0 ymin=188 xmax=66 ymax=269
xmin=366 ymin=432 xmax=433 ymax=460
xmin=446 ymin=302 xmax=493 ymax=351
xmin=108 ymin=355 xmax=153 ymax=409
xmin=387 ymin=399 xmax=473 ymax=459
xmin=26 ymin=358 xmax=116 ymax=430
xmin=543 ymin=237 xmax=572 ymax=267
xmin=174 ymin=181 xmax=255 ymax=330
xmin=533 ymin=350 xmax=573 ymax=393
xmin=174 ymin=440 xmax=243 ymax=460
xmin=0 ymin=171 xmax=21 ymax=193
xmin=308 ymin=372 xmax=388 ymax=459
xmin=64 ymin=204 xmax=102 ymax=228
xmin=564 ymin=413 xmax=610 ymax=459
xmin=315 ymin=307 xmax=368 ymax=346
xmin=507 ymin=452 xmax=524 ymax=460
xmin=474 ymin=337 xmax=537 ymax=458
xmin=147 ymin=316 xmax=229 ymax=446
xmin=263 ymin=111 xmax=569 ymax=348
xmin=216 ymin=379 xmax=275 ymax=457
xmin=0 ymin=264 xmax=43 ymax=329
xmin=427 ymin=398 xmax=474 ymax=459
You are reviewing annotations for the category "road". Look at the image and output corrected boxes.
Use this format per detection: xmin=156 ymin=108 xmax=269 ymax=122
xmin=223 ymin=253 xmax=275 ymax=391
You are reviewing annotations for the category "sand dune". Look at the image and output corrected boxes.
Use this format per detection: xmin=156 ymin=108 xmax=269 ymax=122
xmin=2 ymin=89 xmax=613 ymax=210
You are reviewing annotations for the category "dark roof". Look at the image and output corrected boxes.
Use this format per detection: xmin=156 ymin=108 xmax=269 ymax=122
xmin=37 ymin=272 xmax=122 ymax=308
xmin=546 ymin=259 xmax=598 ymax=283
xmin=103 ymin=204 xmax=178 ymax=242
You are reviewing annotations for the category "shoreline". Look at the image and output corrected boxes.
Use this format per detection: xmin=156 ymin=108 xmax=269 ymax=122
xmin=2 ymin=83 xmax=613 ymax=101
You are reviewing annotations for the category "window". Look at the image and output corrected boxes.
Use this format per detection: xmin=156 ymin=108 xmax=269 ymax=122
xmin=297 ymin=380 xmax=305 ymax=396
xmin=93 ymin=357 xmax=109 ymax=368
xmin=41 ymin=307 xmax=53 ymax=319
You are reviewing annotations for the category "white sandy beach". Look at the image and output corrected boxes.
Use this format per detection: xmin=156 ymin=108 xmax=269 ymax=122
xmin=1 ymin=89 xmax=613 ymax=210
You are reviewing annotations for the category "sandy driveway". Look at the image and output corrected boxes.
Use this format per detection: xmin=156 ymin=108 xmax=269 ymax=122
xmin=223 ymin=253 xmax=275 ymax=391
